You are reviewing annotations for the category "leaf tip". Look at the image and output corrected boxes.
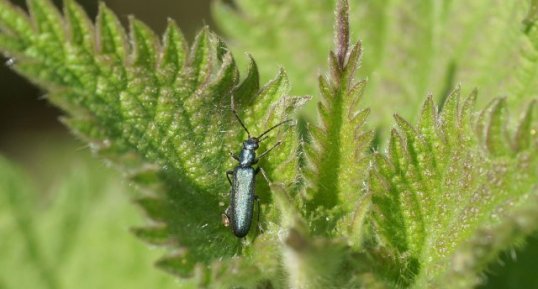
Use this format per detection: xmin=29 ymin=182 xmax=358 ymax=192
xmin=334 ymin=0 xmax=350 ymax=69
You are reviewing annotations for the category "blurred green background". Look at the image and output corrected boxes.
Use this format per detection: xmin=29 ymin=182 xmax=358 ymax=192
xmin=1 ymin=1 xmax=537 ymax=288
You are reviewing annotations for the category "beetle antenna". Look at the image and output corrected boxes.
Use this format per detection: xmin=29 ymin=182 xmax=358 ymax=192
xmin=257 ymin=119 xmax=293 ymax=140
xmin=258 ymin=135 xmax=270 ymax=143
xmin=231 ymin=94 xmax=251 ymax=137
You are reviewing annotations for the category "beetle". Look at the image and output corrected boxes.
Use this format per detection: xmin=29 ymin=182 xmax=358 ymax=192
xmin=222 ymin=96 xmax=291 ymax=238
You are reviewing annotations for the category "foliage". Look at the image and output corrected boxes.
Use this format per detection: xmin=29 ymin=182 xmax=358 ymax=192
xmin=0 ymin=141 xmax=178 ymax=289
xmin=214 ymin=0 xmax=538 ymax=134
xmin=368 ymin=92 xmax=538 ymax=288
xmin=1 ymin=0 xmax=538 ymax=288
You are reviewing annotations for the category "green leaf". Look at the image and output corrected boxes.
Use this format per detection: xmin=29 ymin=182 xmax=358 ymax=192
xmin=302 ymin=0 xmax=372 ymax=240
xmin=158 ymin=19 xmax=187 ymax=83
xmin=64 ymin=0 xmax=94 ymax=50
xmin=214 ymin=0 xmax=537 ymax=139
xmin=0 ymin=0 xmax=33 ymax=42
xmin=368 ymin=90 xmax=538 ymax=287
xmin=0 ymin=0 xmax=307 ymax=286
xmin=28 ymin=0 xmax=65 ymax=48
xmin=96 ymin=2 xmax=126 ymax=58
xmin=429 ymin=193 xmax=538 ymax=289
xmin=3 ymin=0 xmax=538 ymax=287
xmin=277 ymin=2 xmax=377 ymax=288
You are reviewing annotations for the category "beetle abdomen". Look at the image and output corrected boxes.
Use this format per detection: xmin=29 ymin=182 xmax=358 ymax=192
xmin=230 ymin=167 xmax=256 ymax=237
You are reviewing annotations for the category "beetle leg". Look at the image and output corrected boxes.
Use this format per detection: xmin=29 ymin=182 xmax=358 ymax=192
xmin=258 ymin=167 xmax=272 ymax=185
xmin=226 ymin=170 xmax=234 ymax=185
xmin=229 ymin=151 xmax=240 ymax=161
xmin=254 ymin=195 xmax=263 ymax=234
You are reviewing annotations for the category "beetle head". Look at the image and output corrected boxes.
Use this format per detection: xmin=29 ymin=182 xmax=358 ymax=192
xmin=243 ymin=137 xmax=260 ymax=150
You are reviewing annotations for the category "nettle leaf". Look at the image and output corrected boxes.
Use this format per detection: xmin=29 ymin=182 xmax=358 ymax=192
xmin=214 ymin=0 xmax=538 ymax=136
xmin=301 ymin=0 xmax=373 ymax=239
xmin=367 ymin=89 xmax=538 ymax=288
xmin=276 ymin=2 xmax=376 ymax=288
xmin=0 ymin=0 xmax=307 ymax=286
xmin=3 ymin=0 xmax=538 ymax=288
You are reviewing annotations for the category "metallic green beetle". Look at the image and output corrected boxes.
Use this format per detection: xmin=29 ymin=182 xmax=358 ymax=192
xmin=222 ymin=96 xmax=290 ymax=238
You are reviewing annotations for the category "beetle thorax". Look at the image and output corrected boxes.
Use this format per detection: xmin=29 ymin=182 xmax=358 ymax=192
xmin=239 ymin=147 xmax=256 ymax=166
